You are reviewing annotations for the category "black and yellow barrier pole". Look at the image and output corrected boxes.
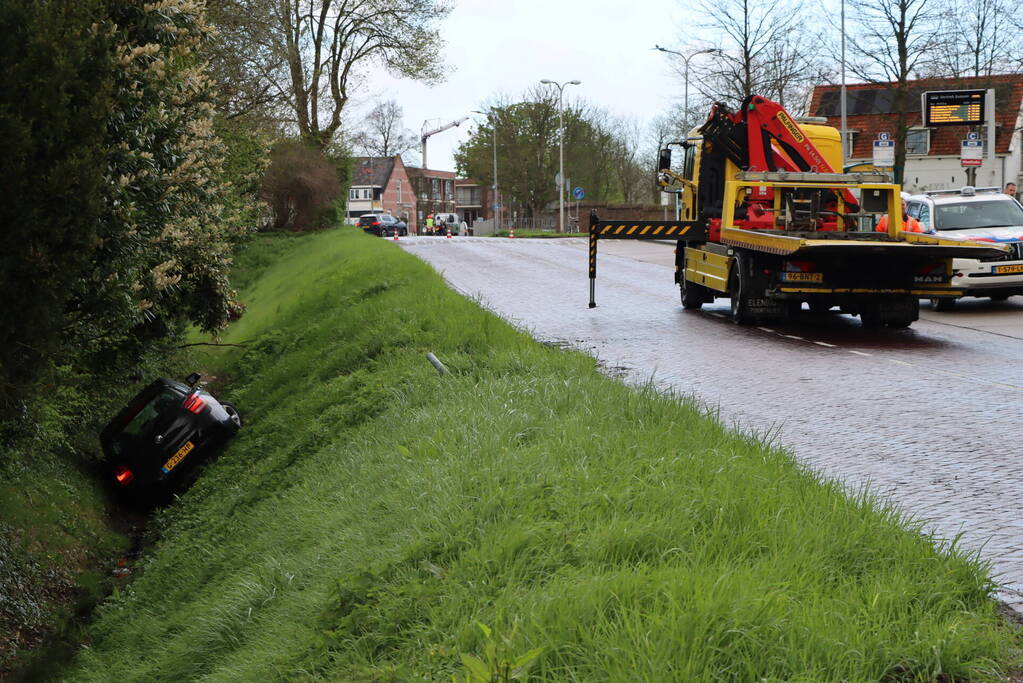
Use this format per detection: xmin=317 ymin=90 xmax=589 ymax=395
xmin=588 ymin=211 xmax=598 ymax=308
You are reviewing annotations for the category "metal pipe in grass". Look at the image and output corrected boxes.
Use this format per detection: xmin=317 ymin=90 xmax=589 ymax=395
xmin=425 ymin=352 xmax=448 ymax=375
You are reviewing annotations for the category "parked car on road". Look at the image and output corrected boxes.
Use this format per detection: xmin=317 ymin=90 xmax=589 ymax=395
xmin=358 ymin=213 xmax=406 ymax=237
xmin=101 ymin=373 xmax=241 ymax=500
xmin=907 ymin=187 xmax=1023 ymax=309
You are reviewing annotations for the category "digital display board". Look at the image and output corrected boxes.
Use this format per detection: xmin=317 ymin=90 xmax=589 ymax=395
xmin=923 ymin=90 xmax=986 ymax=126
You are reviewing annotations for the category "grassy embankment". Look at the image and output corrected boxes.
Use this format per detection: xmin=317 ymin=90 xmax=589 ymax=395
xmin=67 ymin=228 xmax=1020 ymax=680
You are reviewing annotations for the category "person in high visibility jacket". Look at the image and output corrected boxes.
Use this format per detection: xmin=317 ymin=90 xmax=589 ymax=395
xmin=876 ymin=192 xmax=925 ymax=233
xmin=425 ymin=214 xmax=434 ymax=234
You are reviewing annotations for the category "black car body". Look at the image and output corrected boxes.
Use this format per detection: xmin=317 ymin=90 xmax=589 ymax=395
xmin=358 ymin=213 xmax=407 ymax=237
xmin=100 ymin=374 xmax=241 ymax=498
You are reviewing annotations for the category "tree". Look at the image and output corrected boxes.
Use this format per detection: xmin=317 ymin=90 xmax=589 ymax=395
xmin=352 ymin=99 xmax=419 ymax=160
xmin=261 ymin=140 xmax=342 ymax=231
xmin=232 ymin=0 xmax=452 ymax=148
xmin=205 ymin=0 xmax=291 ymax=124
xmin=927 ymin=0 xmax=1020 ymax=78
xmin=847 ymin=0 xmax=940 ymax=184
xmin=0 ymin=0 xmax=248 ymax=413
xmin=685 ymin=0 xmax=830 ymax=114
xmin=455 ymin=89 xmax=651 ymax=226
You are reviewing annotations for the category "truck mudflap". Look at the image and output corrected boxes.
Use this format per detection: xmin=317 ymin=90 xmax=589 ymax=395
xmin=587 ymin=211 xmax=708 ymax=308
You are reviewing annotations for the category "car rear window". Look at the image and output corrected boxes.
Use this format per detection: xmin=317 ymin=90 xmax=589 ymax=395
xmin=108 ymin=388 xmax=180 ymax=455
xmin=358 ymin=215 xmax=376 ymax=225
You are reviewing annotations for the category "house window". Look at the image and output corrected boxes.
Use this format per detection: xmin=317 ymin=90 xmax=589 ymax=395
xmin=431 ymin=178 xmax=440 ymax=199
xmin=363 ymin=188 xmax=372 ymax=199
xmin=445 ymin=180 xmax=454 ymax=201
xmin=905 ymin=129 xmax=929 ymax=155
xmin=349 ymin=188 xmax=359 ymax=200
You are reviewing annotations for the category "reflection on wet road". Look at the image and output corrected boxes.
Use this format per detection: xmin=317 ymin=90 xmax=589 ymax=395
xmin=399 ymin=236 xmax=1023 ymax=611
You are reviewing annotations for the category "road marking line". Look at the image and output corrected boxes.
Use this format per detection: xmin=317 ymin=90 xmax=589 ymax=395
xmin=783 ymin=334 xmax=804 ymax=340
xmin=889 ymin=359 xmax=911 ymax=365
xmin=813 ymin=341 xmax=837 ymax=347
xmin=757 ymin=327 xmax=774 ymax=333
xmin=848 ymin=350 xmax=871 ymax=356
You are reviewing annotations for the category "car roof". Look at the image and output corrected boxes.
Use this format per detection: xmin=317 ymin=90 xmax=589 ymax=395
xmin=909 ymin=190 xmax=1013 ymax=205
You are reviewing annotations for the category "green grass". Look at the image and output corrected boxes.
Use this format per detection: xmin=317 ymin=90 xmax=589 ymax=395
xmin=66 ymin=228 xmax=1021 ymax=681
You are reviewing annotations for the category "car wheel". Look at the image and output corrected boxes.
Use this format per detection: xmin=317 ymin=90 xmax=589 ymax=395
xmin=931 ymin=297 xmax=955 ymax=312
xmin=222 ymin=402 xmax=242 ymax=429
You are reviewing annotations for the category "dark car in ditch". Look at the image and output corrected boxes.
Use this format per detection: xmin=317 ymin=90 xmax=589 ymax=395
xmin=100 ymin=373 xmax=241 ymax=499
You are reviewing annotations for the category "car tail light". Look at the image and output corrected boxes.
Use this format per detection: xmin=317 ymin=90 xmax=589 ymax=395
xmin=372 ymin=221 xmax=380 ymax=226
xmin=114 ymin=465 xmax=134 ymax=486
xmin=183 ymin=393 xmax=206 ymax=413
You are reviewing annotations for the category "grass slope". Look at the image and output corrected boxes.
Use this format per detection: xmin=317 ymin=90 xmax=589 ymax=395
xmin=68 ymin=229 xmax=1020 ymax=681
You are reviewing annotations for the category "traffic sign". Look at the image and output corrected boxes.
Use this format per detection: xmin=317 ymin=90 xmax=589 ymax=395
xmin=873 ymin=136 xmax=895 ymax=167
xmin=961 ymin=139 xmax=983 ymax=167
xmin=573 ymin=186 xmax=585 ymax=200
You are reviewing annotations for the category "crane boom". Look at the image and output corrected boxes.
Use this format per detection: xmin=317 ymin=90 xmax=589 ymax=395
xmin=421 ymin=117 xmax=469 ymax=169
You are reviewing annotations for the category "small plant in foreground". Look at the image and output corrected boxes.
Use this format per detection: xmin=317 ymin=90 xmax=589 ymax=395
xmin=457 ymin=622 xmax=544 ymax=682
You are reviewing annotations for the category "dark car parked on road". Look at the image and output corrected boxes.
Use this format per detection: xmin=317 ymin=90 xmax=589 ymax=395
xmin=359 ymin=213 xmax=407 ymax=237
xmin=101 ymin=373 xmax=241 ymax=500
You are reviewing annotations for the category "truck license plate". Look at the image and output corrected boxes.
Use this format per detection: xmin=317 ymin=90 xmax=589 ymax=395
xmin=162 ymin=441 xmax=194 ymax=473
xmin=992 ymin=263 xmax=1023 ymax=274
xmin=782 ymin=272 xmax=823 ymax=282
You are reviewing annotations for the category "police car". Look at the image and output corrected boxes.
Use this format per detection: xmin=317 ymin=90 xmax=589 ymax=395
xmin=906 ymin=186 xmax=1023 ymax=310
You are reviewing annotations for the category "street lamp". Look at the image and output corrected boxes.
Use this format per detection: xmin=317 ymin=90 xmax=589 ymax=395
xmin=540 ymin=78 xmax=581 ymax=233
xmin=472 ymin=109 xmax=500 ymax=231
xmin=654 ymin=46 xmax=720 ymax=127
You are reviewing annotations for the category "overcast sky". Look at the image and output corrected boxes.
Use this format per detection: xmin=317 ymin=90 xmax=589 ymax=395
xmin=360 ymin=0 xmax=691 ymax=173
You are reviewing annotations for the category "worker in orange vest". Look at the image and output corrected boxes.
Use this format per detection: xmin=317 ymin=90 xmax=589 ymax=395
xmin=876 ymin=192 xmax=925 ymax=233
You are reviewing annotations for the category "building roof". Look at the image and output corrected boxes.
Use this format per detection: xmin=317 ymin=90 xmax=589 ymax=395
xmin=351 ymin=157 xmax=396 ymax=187
xmin=810 ymin=74 xmax=1023 ymax=157
xmin=405 ymin=167 xmax=458 ymax=180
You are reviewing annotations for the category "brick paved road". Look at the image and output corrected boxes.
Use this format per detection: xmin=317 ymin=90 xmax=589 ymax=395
xmin=400 ymin=236 xmax=1023 ymax=612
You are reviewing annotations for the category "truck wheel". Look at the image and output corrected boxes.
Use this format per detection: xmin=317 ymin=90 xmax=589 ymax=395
xmin=932 ymin=297 xmax=955 ymax=312
xmin=680 ymin=277 xmax=707 ymax=310
xmin=729 ymin=254 xmax=755 ymax=325
xmin=859 ymin=304 xmax=883 ymax=328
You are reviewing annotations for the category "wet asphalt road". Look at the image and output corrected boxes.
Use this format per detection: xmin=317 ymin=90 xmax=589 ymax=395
xmin=398 ymin=235 xmax=1023 ymax=611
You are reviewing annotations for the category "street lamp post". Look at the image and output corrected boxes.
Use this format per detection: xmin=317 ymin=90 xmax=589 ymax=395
xmin=472 ymin=109 xmax=500 ymax=231
xmin=540 ymin=78 xmax=581 ymax=233
xmin=654 ymin=46 xmax=719 ymax=219
xmin=654 ymin=46 xmax=720 ymax=128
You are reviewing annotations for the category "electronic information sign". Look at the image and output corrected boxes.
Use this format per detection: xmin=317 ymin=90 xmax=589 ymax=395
xmin=923 ymin=90 xmax=986 ymax=126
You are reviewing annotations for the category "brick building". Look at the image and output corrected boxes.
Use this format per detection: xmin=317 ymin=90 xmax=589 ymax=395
xmin=348 ymin=156 xmax=417 ymax=230
xmin=455 ymin=179 xmax=497 ymax=224
xmin=810 ymin=74 xmax=1023 ymax=193
xmin=406 ymin=167 xmax=459 ymax=228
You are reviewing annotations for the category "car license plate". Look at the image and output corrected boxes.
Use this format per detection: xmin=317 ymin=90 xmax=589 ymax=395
xmin=992 ymin=263 xmax=1023 ymax=274
xmin=162 ymin=441 xmax=194 ymax=473
xmin=782 ymin=272 xmax=823 ymax=282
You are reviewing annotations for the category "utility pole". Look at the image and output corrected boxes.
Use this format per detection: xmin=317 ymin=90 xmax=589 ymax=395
xmin=472 ymin=109 xmax=500 ymax=230
xmin=540 ymin=79 xmax=581 ymax=233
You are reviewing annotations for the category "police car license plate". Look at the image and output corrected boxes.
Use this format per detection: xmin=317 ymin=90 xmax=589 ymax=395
xmin=162 ymin=441 xmax=194 ymax=473
xmin=992 ymin=263 xmax=1023 ymax=274
xmin=782 ymin=272 xmax=823 ymax=282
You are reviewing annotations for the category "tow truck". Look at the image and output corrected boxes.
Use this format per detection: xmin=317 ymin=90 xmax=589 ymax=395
xmin=587 ymin=95 xmax=1008 ymax=327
